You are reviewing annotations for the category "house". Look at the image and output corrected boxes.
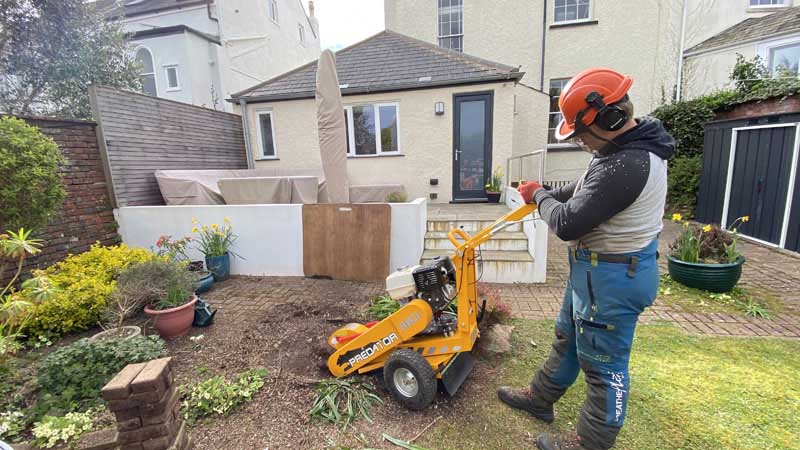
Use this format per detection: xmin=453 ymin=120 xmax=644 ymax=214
xmin=230 ymin=30 xmax=548 ymax=203
xmin=682 ymin=2 xmax=800 ymax=99
xmin=97 ymin=0 xmax=321 ymax=112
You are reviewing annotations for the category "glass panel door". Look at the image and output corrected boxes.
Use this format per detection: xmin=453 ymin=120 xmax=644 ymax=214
xmin=453 ymin=93 xmax=493 ymax=200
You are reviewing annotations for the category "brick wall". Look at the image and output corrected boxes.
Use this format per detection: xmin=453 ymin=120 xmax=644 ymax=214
xmin=1 ymin=115 xmax=119 ymax=283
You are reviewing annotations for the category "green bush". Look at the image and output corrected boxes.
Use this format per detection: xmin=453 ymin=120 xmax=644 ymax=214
xmin=36 ymin=335 xmax=166 ymax=414
xmin=179 ymin=368 xmax=268 ymax=424
xmin=0 ymin=117 xmax=66 ymax=231
xmin=22 ymin=244 xmax=157 ymax=338
xmin=666 ymin=154 xmax=703 ymax=214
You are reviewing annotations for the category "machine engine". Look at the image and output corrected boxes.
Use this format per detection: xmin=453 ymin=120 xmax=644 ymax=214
xmin=385 ymin=257 xmax=457 ymax=335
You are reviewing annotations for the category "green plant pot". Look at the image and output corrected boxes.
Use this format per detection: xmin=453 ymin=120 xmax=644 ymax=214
xmin=667 ymin=255 xmax=745 ymax=293
xmin=486 ymin=192 xmax=501 ymax=203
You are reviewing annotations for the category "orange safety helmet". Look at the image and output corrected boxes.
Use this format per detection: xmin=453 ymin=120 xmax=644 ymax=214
xmin=555 ymin=67 xmax=633 ymax=141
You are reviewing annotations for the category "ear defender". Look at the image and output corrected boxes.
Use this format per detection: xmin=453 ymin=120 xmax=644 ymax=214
xmin=584 ymin=92 xmax=629 ymax=132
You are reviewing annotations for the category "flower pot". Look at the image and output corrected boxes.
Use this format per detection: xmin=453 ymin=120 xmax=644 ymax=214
xmin=194 ymin=270 xmax=215 ymax=294
xmin=667 ymin=255 xmax=745 ymax=293
xmin=145 ymin=296 xmax=198 ymax=339
xmin=89 ymin=326 xmax=141 ymax=342
xmin=486 ymin=192 xmax=501 ymax=203
xmin=205 ymin=253 xmax=230 ymax=281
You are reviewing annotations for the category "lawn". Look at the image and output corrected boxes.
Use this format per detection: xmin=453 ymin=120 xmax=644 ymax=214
xmin=420 ymin=321 xmax=800 ymax=450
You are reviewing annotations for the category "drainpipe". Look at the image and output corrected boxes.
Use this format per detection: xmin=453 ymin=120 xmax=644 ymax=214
xmin=239 ymin=98 xmax=255 ymax=168
xmin=540 ymin=0 xmax=548 ymax=91
xmin=206 ymin=0 xmax=218 ymax=24
xmin=675 ymin=0 xmax=688 ymax=102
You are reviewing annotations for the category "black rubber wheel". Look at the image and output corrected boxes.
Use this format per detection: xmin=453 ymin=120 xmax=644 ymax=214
xmin=383 ymin=349 xmax=437 ymax=410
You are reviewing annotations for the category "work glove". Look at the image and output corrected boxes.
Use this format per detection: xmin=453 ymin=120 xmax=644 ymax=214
xmin=517 ymin=181 xmax=543 ymax=204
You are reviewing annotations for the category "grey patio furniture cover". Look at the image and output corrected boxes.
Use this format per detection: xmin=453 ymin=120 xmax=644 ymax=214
xmin=155 ymin=169 xmax=325 ymax=205
xmin=315 ymin=49 xmax=350 ymax=203
xmin=349 ymin=184 xmax=406 ymax=203
xmin=218 ymin=176 xmax=319 ymax=204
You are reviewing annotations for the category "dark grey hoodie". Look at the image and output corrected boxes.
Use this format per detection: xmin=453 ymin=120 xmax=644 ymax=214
xmin=533 ymin=117 xmax=676 ymax=254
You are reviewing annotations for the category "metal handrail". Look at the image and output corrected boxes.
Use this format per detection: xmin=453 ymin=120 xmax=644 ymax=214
xmin=507 ymin=148 xmax=547 ymax=186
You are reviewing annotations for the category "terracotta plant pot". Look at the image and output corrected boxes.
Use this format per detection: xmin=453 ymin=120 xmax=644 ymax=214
xmin=667 ymin=255 xmax=745 ymax=293
xmin=145 ymin=296 xmax=198 ymax=339
xmin=486 ymin=192 xmax=501 ymax=203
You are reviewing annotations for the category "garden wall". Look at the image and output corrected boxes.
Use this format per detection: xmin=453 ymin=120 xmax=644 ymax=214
xmin=0 ymin=115 xmax=118 ymax=284
xmin=89 ymin=86 xmax=248 ymax=208
xmin=114 ymin=199 xmax=428 ymax=279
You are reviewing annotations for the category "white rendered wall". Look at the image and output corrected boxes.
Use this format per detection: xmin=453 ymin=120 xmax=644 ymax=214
xmin=505 ymin=187 xmax=548 ymax=283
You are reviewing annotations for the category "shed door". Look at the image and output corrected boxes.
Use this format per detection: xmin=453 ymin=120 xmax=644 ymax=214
xmin=725 ymin=125 xmax=798 ymax=245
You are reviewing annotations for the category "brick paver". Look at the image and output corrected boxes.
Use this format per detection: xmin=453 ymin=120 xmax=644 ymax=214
xmin=496 ymin=219 xmax=800 ymax=338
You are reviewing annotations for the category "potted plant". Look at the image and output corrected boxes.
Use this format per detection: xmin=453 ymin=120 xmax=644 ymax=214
xmin=192 ymin=217 xmax=238 ymax=282
xmin=667 ymin=214 xmax=748 ymax=293
xmin=155 ymin=234 xmax=214 ymax=293
xmin=485 ymin=165 xmax=503 ymax=203
xmin=118 ymin=260 xmax=197 ymax=339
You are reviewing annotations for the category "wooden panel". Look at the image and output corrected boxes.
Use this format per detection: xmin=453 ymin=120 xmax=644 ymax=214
xmin=89 ymin=86 xmax=248 ymax=207
xmin=303 ymin=204 xmax=391 ymax=282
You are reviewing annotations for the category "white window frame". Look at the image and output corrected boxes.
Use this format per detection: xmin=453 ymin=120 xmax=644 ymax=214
xmin=343 ymin=102 xmax=402 ymax=157
xmin=163 ymin=64 xmax=180 ymax=91
xmin=437 ymin=0 xmax=464 ymax=52
xmin=553 ymin=0 xmax=593 ymax=25
xmin=134 ymin=45 xmax=157 ymax=96
xmin=268 ymin=0 xmax=279 ymax=24
xmin=298 ymin=23 xmax=306 ymax=45
xmin=749 ymin=0 xmax=788 ymax=8
xmin=255 ymin=110 xmax=278 ymax=160
xmin=547 ymin=78 xmax=578 ymax=149
xmin=757 ymin=35 xmax=800 ymax=77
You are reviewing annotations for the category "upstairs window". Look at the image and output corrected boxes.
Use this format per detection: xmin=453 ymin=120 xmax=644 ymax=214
xmin=438 ymin=0 xmax=463 ymax=52
xmin=769 ymin=43 xmax=800 ymax=76
xmin=269 ymin=0 xmax=278 ymax=23
xmin=164 ymin=65 xmax=180 ymax=91
xmin=257 ymin=111 xmax=277 ymax=159
xmin=750 ymin=0 xmax=787 ymax=5
xmin=554 ymin=0 xmax=590 ymax=23
xmin=135 ymin=47 xmax=157 ymax=96
xmin=547 ymin=78 xmax=571 ymax=145
xmin=298 ymin=23 xmax=306 ymax=45
xmin=343 ymin=103 xmax=400 ymax=156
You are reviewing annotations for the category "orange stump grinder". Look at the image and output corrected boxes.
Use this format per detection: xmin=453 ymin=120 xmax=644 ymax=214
xmin=326 ymin=199 xmax=538 ymax=410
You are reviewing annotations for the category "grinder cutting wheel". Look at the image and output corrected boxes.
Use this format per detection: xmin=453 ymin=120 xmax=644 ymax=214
xmin=326 ymin=193 xmax=537 ymax=410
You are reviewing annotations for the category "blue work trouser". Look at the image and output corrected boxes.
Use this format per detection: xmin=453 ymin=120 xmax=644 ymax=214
xmin=530 ymin=239 xmax=659 ymax=450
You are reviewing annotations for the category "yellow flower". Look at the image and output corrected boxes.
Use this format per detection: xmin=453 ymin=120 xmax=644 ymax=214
xmin=702 ymin=224 xmax=712 ymax=232
xmin=191 ymin=217 xmax=199 ymax=225
xmin=215 ymin=231 xmax=223 ymax=236
xmin=224 ymin=217 xmax=231 ymax=223
xmin=683 ymin=221 xmax=690 ymax=228
xmin=211 ymin=223 xmax=218 ymax=230
xmin=742 ymin=215 xmax=750 ymax=223
xmin=672 ymin=213 xmax=683 ymax=222
xmin=191 ymin=227 xmax=199 ymax=233
xmin=202 ymin=225 xmax=208 ymax=231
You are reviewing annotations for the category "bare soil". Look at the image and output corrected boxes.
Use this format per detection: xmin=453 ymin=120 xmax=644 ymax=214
xmin=156 ymin=276 xmax=502 ymax=450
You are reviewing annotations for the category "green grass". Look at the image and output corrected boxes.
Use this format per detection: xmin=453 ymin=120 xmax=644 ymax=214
xmin=658 ymin=275 xmax=781 ymax=319
xmin=421 ymin=321 xmax=800 ymax=450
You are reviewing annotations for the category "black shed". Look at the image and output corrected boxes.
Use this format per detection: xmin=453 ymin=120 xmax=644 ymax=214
xmin=696 ymin=98 xmax=800 ymax=253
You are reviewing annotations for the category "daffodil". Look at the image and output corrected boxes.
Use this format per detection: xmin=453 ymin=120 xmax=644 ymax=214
xmin=702 ymin=224 xmax=712 ymax=232
xmin=742 ymin=215 xmax=750 ymax=223
xmin=211 ymin=223 xmax=218 ymax=230
xmin=672 ymin=213 xmax=682 ymax=222
xmin=224 ymin=217 xmax=231 ymax=223
xmin=683 ymin=221 xmax=690 ymax=228
xmin=191 ymin=227 xmax=199 ymax=233
xmin=191 ymin=217 xmax=199 ymax=225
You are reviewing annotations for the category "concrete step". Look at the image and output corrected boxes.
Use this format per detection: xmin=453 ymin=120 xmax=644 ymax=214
xmin=421 ymin=249 xmax=536 ymax=283
xmin=424 ymin=231 xmax=528 ymax=251
xmin=427 ymin=219 xmax=521 ymax=233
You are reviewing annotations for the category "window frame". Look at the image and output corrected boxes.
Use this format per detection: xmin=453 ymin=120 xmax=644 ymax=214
xmin=255 ymin=109 xmax=278 ymax=160
xmin=749 ymin=0 xmax=788 ymax=7
xmin=163 ymin=64 xmax=180 ymax=91
xmin=547 ymin=77 xmax=579 ymax=149
xmin=268 ymin=0 xmax=279 ymax=24
xmin=298 ymin=23 xmax=306 ymax=45
xmin=437 ymin=0 xmax=464 ymax=52
xmin=757 ymin=35 xmax=800 ymax=77
xmin=343 ymin=102 xmax=402 ymax=157
xmin=552 ymin=0 xmax=592 ymax=25
xmin=134 ymin=46 xmax=157 ymax=97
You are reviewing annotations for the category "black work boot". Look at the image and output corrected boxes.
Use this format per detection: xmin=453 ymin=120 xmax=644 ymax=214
xmin=496 ymin=386 xmax=554 ymax=423
xmin=536 ymin=432 xmax=588 ymax=450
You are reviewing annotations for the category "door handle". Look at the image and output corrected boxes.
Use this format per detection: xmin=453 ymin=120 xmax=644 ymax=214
xmin=455 ymin=149 xmax=462 ymax=161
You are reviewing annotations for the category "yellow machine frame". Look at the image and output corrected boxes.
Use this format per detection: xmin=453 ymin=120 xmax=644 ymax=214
xmin=327 ymin=202 xmax=538 ymax=380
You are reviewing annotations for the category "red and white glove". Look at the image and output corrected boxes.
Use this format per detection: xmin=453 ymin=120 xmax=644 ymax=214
xmin=517 ymin=181 xmax=543 ymax=204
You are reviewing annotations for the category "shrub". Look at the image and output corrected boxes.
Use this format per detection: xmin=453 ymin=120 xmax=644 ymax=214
xmin=36 ymin=335 xmax=166 ymax=414
xmin=22 ymin=244 xmax=156 ymax=338
xmin=0 ymin=410 xmax=26 ymax=442
xmin=385 ymin=191 xmax=408 ymax=203
xmin=0 ymin=117 xmax=66 ymax=231
xmin=32 ymin=408 xmax=98 ymax=449
xmin=113 ymin=259 xmax=195 ymax=312
xmin=180 ymin=368 xmax=268 ymax=424
xmin=666 ymin=154 xmax=703 ymax=214
xmin=309 ymin=378 xmax=382 ymax=430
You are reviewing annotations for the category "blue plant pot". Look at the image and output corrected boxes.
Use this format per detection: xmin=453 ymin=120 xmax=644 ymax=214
xmin=205 ymin=253 xmax=230 ymax=282
xmin=194 ymin=271 xmax=215 ymax=294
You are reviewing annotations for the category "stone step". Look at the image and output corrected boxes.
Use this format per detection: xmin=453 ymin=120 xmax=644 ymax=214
xmin=421 ymin=249 xmax=536 ymax=283
xmin=427 ymin=219 xmax=521 ymax=232
xmin=424 ymin=231 xmax=528 ymax=251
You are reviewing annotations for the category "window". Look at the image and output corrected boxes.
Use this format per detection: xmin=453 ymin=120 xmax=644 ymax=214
xmin=268 ymin=0 xmax=278 ymax=23
xmin=298 ymin=24 xmax=305 ymax=45
xmin=554 ymin=0 xmax=590 ymax=23
xmin=438 ymin=0 xmax=463 ymax=52
xmin=256 ymin=111 xmax=277 ymax=159
xmin=750 ymin=0 xmax=787 ymax=5
xmin=547 ymin=78 xmax=571 ymax=145
xmin=135 ymin=47 xmax=157 ymax=96
xmin=164 ymin=65 xmax=180 ymax=91
xmin=343 ymin=103 xmax=400 ymax=156
xmin=769 ymin=43 xmax=800 ymax=76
